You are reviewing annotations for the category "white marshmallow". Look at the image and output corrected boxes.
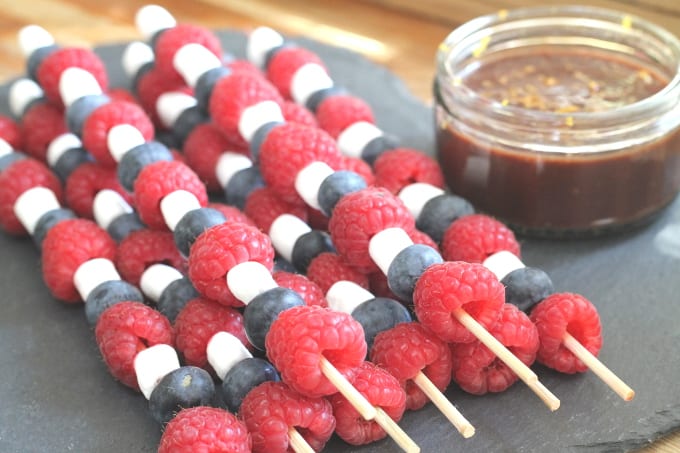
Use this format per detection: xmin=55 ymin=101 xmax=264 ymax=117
xmin=46 ymin=133 xmax=82 ymax=168
xmin=398 ymin=183 xmax=446 ymax=219
xmin=134 ymin=344 xmax=180 ymax=400
xmin=17 ymin=25 xmax=54 ymax=57
xmin=369 ymin=227 xmax=413 ymax=276
xmin=73 ymin=258 xmax=120 ymax=301
xmin=294 ymin=161 xmax=334 ymax=210
xmin=122 ymin=41 xmax=154 ymax=78
xmin=337 ymin=121 xmax=383 ymax=158
xmin=59 ymin=67 xmax=103 ymax=108
xmin=238 ymin=101 xmax=284 ymax=143
xmin=326 ymin=280 xmax=374 ymax=314
xmin=13 ymin=187 xmax=60 ymax=235
xmin=226 ymin=261 xmax=278 ymax=305
xmin=160 ymin=190 xmax=201 ymax=232
xmin=215 ymin=152 xmax=253 ymax=189
xmin=173 ymin=43 xmax=222 ymax=88
xmin=207 ymin=331 xmax=253 ymax=381
xmin=268 ymin=214 xmax=311 ymax=263
xmin=247 ymin=26 xmax=284 ymax=68
xmin=106 ymin=124 xmax=146 ymax=162
xmin=135 ymin=4 xmax=176 ymax=40
xmin=483 ymin=250 xmax=525 ymax=281
xmin=93 ymin=189 xmax=133 ymax=230
xmin=9 ymin=78 xmax=43 ymax=118
xmin=0 ymin=138 xmax=12 ymax=157
xmin=156 ymin=91 xmax=197 ymax=129
xmin=291 ymin=63 xmax=334 ymax=106
xmin=140 ymin=263 xmax=183 ymax=303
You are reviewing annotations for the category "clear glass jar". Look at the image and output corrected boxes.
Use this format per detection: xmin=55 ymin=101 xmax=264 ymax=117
xmin=435 ymin=6 xmax=680 ymax=236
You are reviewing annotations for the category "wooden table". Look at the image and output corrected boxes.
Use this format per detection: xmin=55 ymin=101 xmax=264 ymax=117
xmin=0 ymin=1 xmax=678 ymax=452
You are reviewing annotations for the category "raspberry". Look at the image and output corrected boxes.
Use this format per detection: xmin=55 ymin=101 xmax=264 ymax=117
xmin=306 ymin=252 xmax=369 ymax=294
xmin=0 ymin=158 xmax=63 ymax=235
xmin=373 ymin=148 xmax=445 ymax=195
xmin=368 ymin=271 xmax=398 ymax=300
xmin=244 ymin=187 xmax=308 ymax=232
xmin=154 ymin=24 xmax=222 ymax=81
xmin=240 ymin=381 xmax=335 ymax=453
xmin=81 ymin=100 xmax=154 ymax=167
xmin=259 ymin=122 xmax=344 ymax=204
xmin=339 ymin=155 xmax=375 ymax=186
xmin=37 ymin=47 xmax=108 ymax=107
xmin=20 ymin=102 xmax=68 ymax=162
xmin=41 ymin=218 xmax=117 ymax=302
xmin=266 ymin=47 xmax=326 ymax=100
xmin=183 ymin=123 xmax=249 ymax=193
xmin=64 ymin=162 xmax=131 ymax=219
xmin=174 ymin=297 xmax=250 ymax=372
xmin=530 ymin=292 xmax=602 ymax=374
xmin=0 ymin=115 xmax=23 ymax=150
xmin=451 ymin=304 xmax=539 ymax=394
xmin=208 ymin=202 xmax=257 ymax=228
xmin=408 ymin=228 xmax=439 ymax=252
xmin=329 ymin=361 xmax=406 ymax=445
xmin=281 ymin=101 xmax=317 ymax=127
xmin=158 ymin=406 xmax=251 ymax=453
xmin=106 ymin=88 xmax=139 ymax=105
xmin=370 ymin=322 xmax=452 ymax=410
xmin=226 ymin=58 xmax=264 ymax=78
xmin=95 ymin=301 xmax=174 ymax=390
xmin=328 ymin=186 xmax=416 ymax=273
xmin=266 ymin=305 xmax=366 ymax=397
xmin=209 ymin=71 xmax=283 ymax=143
xmin=188 ymin=222 xmax=274 ymax=306
xmin=315 ymin=94 xmax=375 ymax=139
xmin=133 ymin=160 xmax=208 ymax=230
xmin=441 ymin=214 xmax=521 ymax=263
xmin=136 ymin=68 xmax=190 ymax=128
xmin=413 ymin=261 xmax=505 ymax=343
xmin=115 ymin=229 xmax=187 ymax=287
xmin=273 ymin=271 xmax=327 ymax=307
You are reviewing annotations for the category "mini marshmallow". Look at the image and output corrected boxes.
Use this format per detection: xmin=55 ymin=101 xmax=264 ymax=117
xmin=0 ymin=138 xmax=12 ymax=158
xmin=135 ymin=4 xmax=177 ymax=40
xmin=326 ymin=280 xmax=374 ymax=314
xmin=156 ymin=91 xmax=197 ymax=129
xmin=295 ymin=161 xmax=334 ymax=210
xmin=160 ymin=190 xmax=201 ymax=231
xmin=247 ymin=26 xmax=284 ymax=69
xmin=291 ymin=63 xmax=334 ymax=106
xmin=93 ymin=189 xmax=133 ymax=230
xmin=226 ymin=261 xmax=278 ymax=305
xmin=215 ymin=152 xmax=253 ymax=189
xmin=337 ymin=121 xmax=384 ymax=158
xmin=59 ymin=67 xmax=103 ymax=108
xmin=134 ymin=344 xmax=180 ymax=400
xmin=13 ymin=187 xmax=60 ymax=235
xmin=268 ymin=214 xmax=311 ymax=263
xmin=483 ymin=250 xmax=526 ymax=281
xmin=207 ymin=331 xmax=253 ymax=381
xmin=106 ymin=124 xmax=146 ymax=163
xmin=17 ymin=24 xmax=54 ymax=57
xmin=398 ymin=183 xmax=446 ymax=219
xmin=140 ymin=263 xmax=183 ymax=303
xmin=46 ymin=133 xmax=82 ymax=167
xmin=369 ymin=227 xmax=413 ymax=276
xmin=73 ymin=258 xmax=120 ymax=301
xmin=238 ymin=101 xmax=284 ymax=143
xmin=173 ymin=43 xmax=222 ymax=88
xmin=9 ymin=78 xmax=43 ymax=118
xmin=122 ymin=41 xmax=154 ymax=78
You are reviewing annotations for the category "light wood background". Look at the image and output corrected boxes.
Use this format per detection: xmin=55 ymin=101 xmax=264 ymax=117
xmin=0 ymin=1 xmax=678 ymax=452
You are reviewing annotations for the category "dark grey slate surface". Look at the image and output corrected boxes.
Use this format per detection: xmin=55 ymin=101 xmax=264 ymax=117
xmin=0 ymin=30 xmax=679 ymax=453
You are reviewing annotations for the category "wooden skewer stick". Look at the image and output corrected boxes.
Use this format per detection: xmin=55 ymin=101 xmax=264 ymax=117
xmin=453 ymin=307 xmax=561 ymax=411
xmin=562 ymin=332 xmax=635 ymax=401
xmin=412 ymin=371 xmax=475 ymax=438
xmin=288 ymin=427 xmax=315 ymax=453
xmin=373 ymin=408 xmax=421 ymax=453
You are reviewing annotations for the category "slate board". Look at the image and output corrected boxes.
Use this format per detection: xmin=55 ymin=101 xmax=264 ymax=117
xmin=1 ymin=30 xmax=679 ymax=453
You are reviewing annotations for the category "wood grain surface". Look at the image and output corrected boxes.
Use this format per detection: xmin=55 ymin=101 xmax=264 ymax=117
xmin=0 ymin=1 xmax=678 ymax=452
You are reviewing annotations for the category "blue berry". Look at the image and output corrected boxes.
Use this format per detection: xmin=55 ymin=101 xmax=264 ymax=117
xmin=117 ymin=141 xmax=173 ymax=192
xmin=305 ymin=86 xmax=347 ymax=113
xmin=149 ymin=366 xmax=215 ymax=425
xmin=172 ymin=106 xmax=208 ymax=147
xmin=173 ymin=208 xmax=226 ymax=257
xmin=157 ymin=276 xmax=199 ymax=323
xmin=0 ymin=152 xmax=26 ymax=173
xmin=65 ymin=94 xmax=110 ymax=136
xmin=33 ymin=208 xmax=76 ymax=249
xmin=52 ymin=146 xmax=91 ymax=182
xmin=106 ymin=212 xmax=145 ymax=242
xmin=249 ymin=121 xmax=283 ymax=163
xmin=351 ymin=297 xmax=412 ymax=350
xmin=272 ymin=256 xmax=296 ymax=273
xmin=244 ymin=287 xmax=304 ymax=351
xmin=361 ymin=134 xmax=399 ymax=166
xmin=154 ymin=129 xmax=181 ymax=151
xmin=221 ymin=357 xmax=280 ymax=413
xmin=502 ymin=267 xmax=555 ymax=312
xmin=416 ymin=193 xmax=474 ymax=243
xmin=387 ymin=244 xmax=443 ymax=302
xmin=224 ymin=166 xmax=264 ymax=210
xmin=194 ymin=66 xmax=231 ymax=112
xmin=317 ymin=170 xmax=367 ymax=216
xmin=26 ymin=44 xmax=58 ymax=81
xmin=291 ymin=230 xmax=334 ymax=273
xmin=84 ymin=280 xmax=144 ymax=326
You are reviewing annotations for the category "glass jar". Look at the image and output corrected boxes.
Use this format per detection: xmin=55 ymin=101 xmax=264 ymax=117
xmin=435 ymin=6 xmax=680 ymax=236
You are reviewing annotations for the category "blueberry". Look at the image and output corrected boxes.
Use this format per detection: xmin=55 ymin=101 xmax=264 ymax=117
xmin=65 ymin=94 xmax=110 ymax=136
xmin=0 ymin=152 xmax=26 ymax=173
xmin=224 ymin=166 xmax=264 ymax=210
xmin=244 ymin=287 xmax=305 ymax=351
xmin=157 ymin=277 xmax=199 ymax=323
xmin=502 ymin=267 xmax=555 ymax=313
xmin=84 ymin=280 xmax=144 ymax=326
xmin=249 ymin=121 xmax=283 ymax=163
xmin=106 ymin=212 xmax=145 ymax=242
xmin=149 ymin=366 xmax=215 ymax=425
xmin=26 ymin=44 xmax=58 ymax=82
xmin=361 ymin=134 xmax=400 ymax=166
xmin=417 ymin=194 xmax=475 ymax=243
xmin=172 ymin=106 xmax=208 ymax=147
xmin=317 ymin=170 xmax=367 ymax=216
xmin=387 ymin=244 xmax=443 ymax=302
xmin=272 ymin=256 xmax=296 ymax=273
xmin=33 ymin=208 xmax=76 ymax=249
xmin=305 ymin=86 xmax=347 ymax=113
xmin=221 ymin=357 xmax=280 ymax=413
xmin=53 ymin=147 xmax=91 ymax=182
xmin=173 ymin=208 xmax=226 ymax=257
xmin=291 ymin=230 xmax=334 ymax=273
xmin=194 ymin=66 xmax=231 ymax=113
xmin=117 ymin=141 xmax=173 ymax=192
xmin=351 ymin=297 xmax=412 ymax=350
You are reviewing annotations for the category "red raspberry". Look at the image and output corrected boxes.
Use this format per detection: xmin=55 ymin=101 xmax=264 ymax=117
xmin=259 ymin=122 xmax=344 ymax=204
xmin=373 ymin=148 xmax=445 ymax=195
xmin=441 ymin=214 xmax=521 ymax=263
xmin=0 ymin=115 xmax=23 ymax=150
xmin=106 ymin=88 xmax=139 ymax=106
xmin=115 ymin=229 xmax=186 ymax=287
xmin=81 ymin=100 xmax=154 ymax=167
xmin=153 ymin=24 xmax=222 ymax=80
xmin=339 ymin=155 xmax=375 ymax=186
xmin=451 ymin=304 xmax=539 ymax=394
xmin=174 ymin=297 xmax=250 ymax=372
xmin=408 ymin=228 xmax=439 ymax=252
xmin=530 ymin=293 xmax=602 ymax=374
xmin=306 ymin=252 xmax=369 ymax=294
xmin=188 ymin=222 xmax=274 ymax=306
xmin=240 ymin=381 xmax=335 ymax=453
xmin=244 ymin=187 xmax=308 ymax=233
xmin=183 ymin=123 xmax=249 ymax=193
xmin=227 ymin=58 xmax=264 ymax=78
xmin=281 ymin=101 xmax=317 ymax=127
xmin=64 ymin=162 xmax=132 ymax=219
xmin=329 ymin=361 xmax=406 ymax=445
xmin=37 ymin=47 xmax=108 ymax=107
xmin=370 ymin=322 xmax=452 ymax=410
xmin=413 ymin=261 xmax=504 ymax=343
xmin=42 ymin=218 xmax=117 ymax=302
xmin=0 ymin=158 xmax=63 ymax=236
xmin=266 ymin=47 xmax=326 ymax=100
xmin=273 ymin=271 xmax=327 ymax=307
xmin=328 ymin=186 xmax=416 ymax=273
xmin=306 ymin=206 xmax=329 ymax=231
xmin=133 ymin=160 xmax=208 ymax=230
xmin=316 ymin=94 xmax=375 ymax=139
xmin=20 ymin=102 xmax=68 ymax=162
xmin=208 ymin=202 xmax=257 ymax=228
xmin=368 ymin=271 xmax=398 ymax=300
xmin=266 ymin=305 xmax=366 ymax=397
xmin=158 ymin=406 xmax=251 ymax=453
xmin=209 ymin=71 xmax=283 ymax=143
xmin=95 ymin=301 xmax=174 ymax=390
xmin=136 ymin=68 xmax=190 ymax=128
